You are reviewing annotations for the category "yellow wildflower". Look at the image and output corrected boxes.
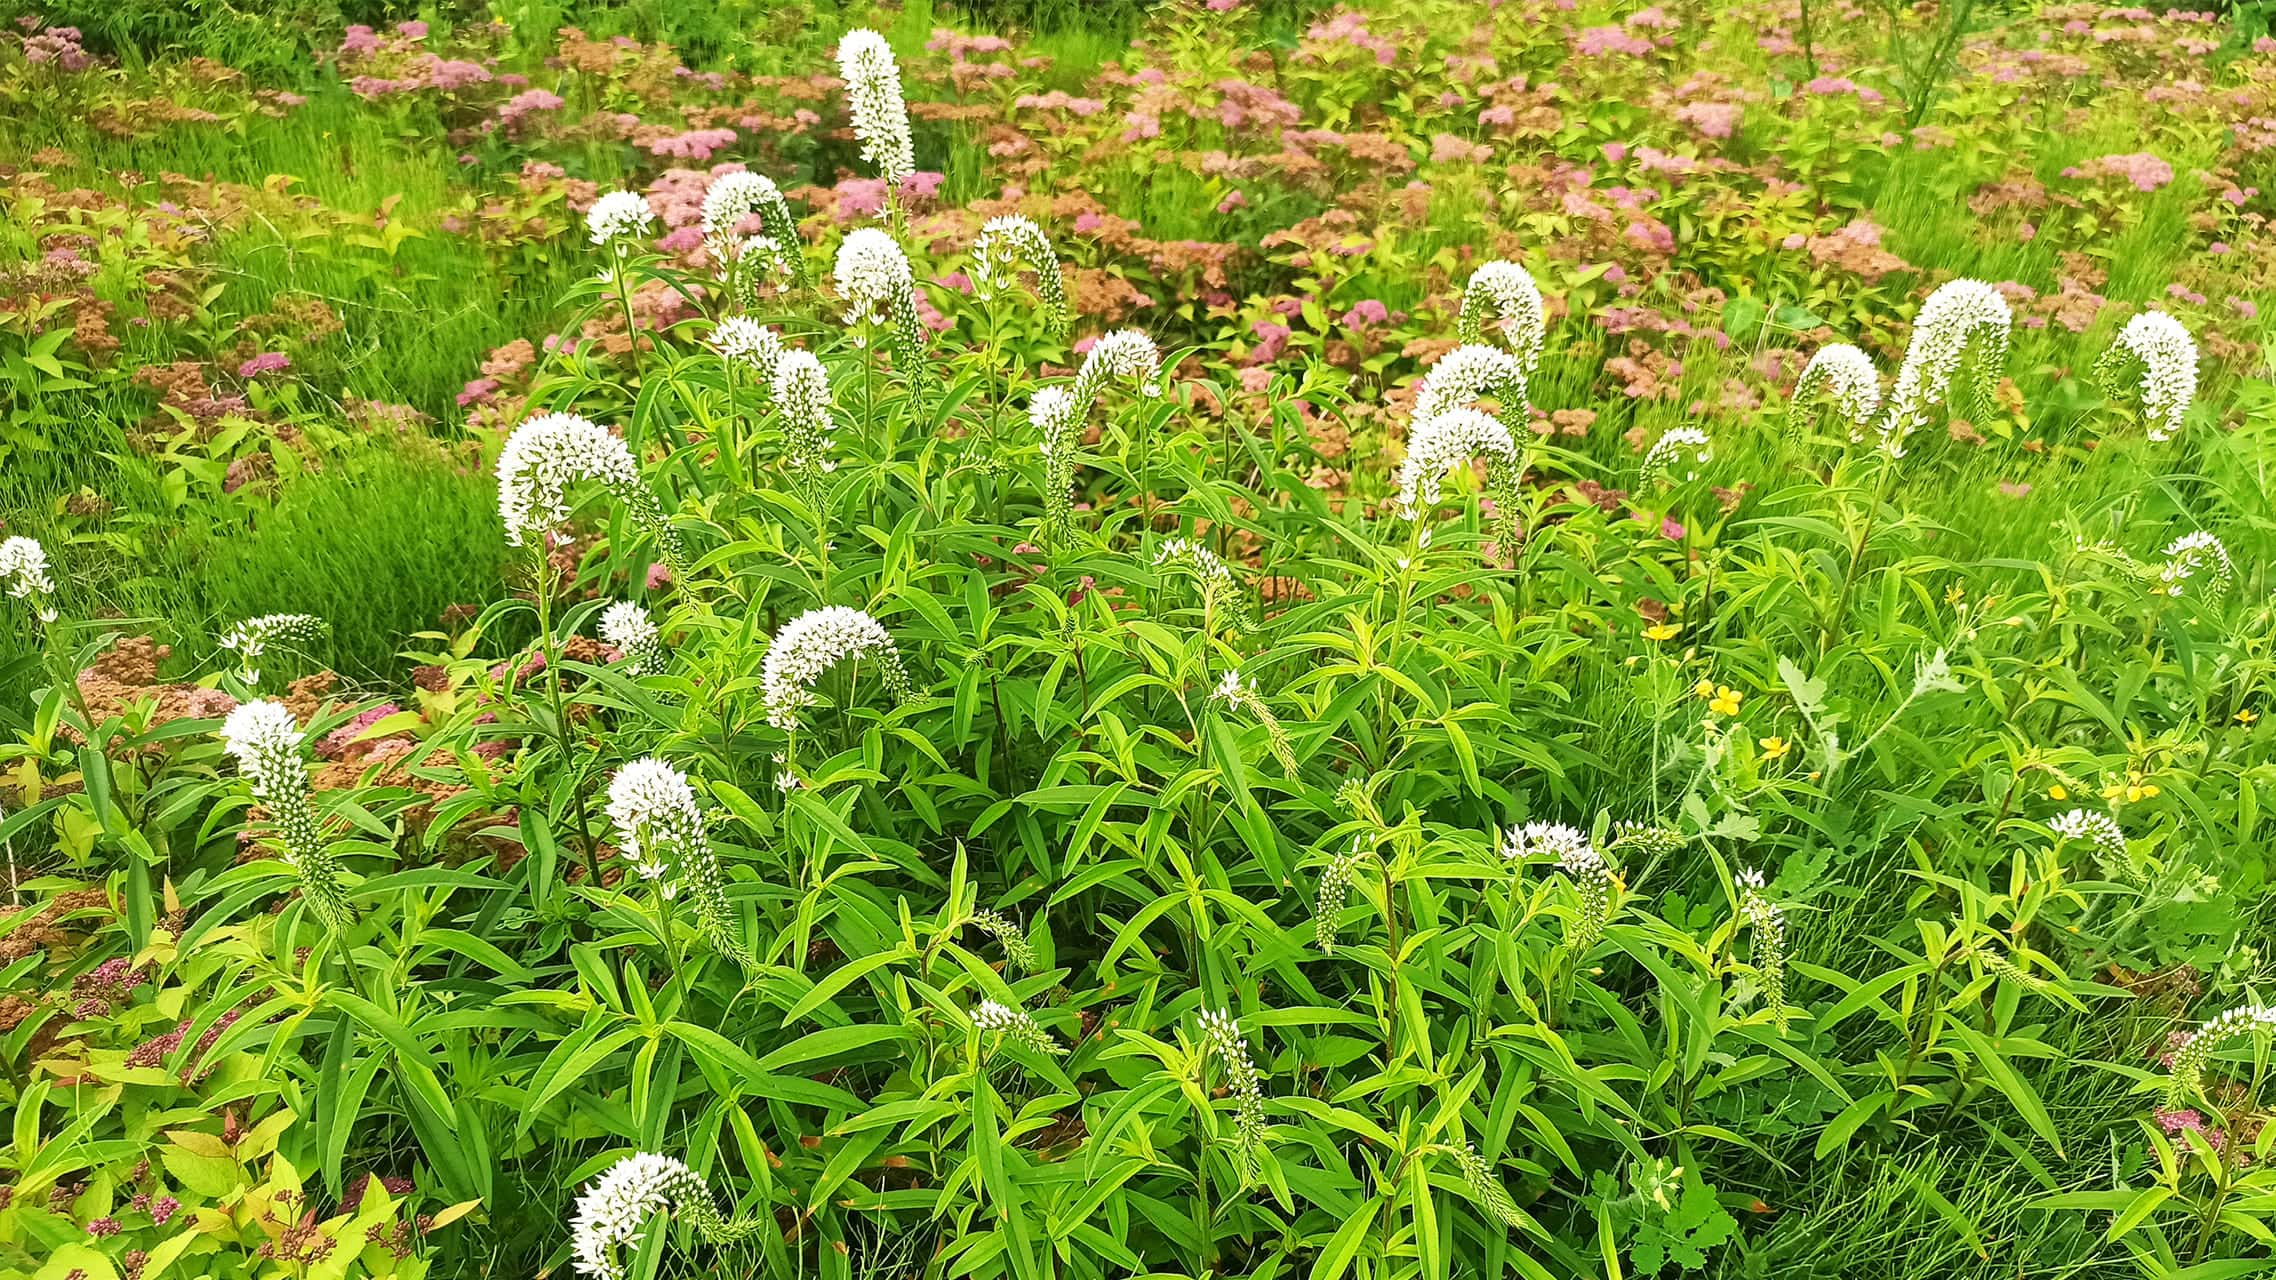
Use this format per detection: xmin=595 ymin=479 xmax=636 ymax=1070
xmin=2239 ymin=708 xmax=2260 ymax=726
xmin=1709 ymin=686 xmax=1742 ymax=717
xmin=1758 ymin=736 xmax=1789 ymax=760
xmin=1644 ymin=623 xmax=1681 ymax=641
xmin=1694 ymin=678 xmax=1715 ymax=699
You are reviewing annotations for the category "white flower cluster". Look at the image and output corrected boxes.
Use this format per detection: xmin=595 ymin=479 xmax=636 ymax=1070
xmin=767 ymin=349 xmax=840 ymax=496
xmin=1735 ymin=868 xmax=1788 ymax=1029
xmin=699 ymin=171 xmax=803 ymax=286
xmin=606 ymin=758 xmax=754 ymax=969
xmin=219 ymin=700 xmax=308 ymax=810
xmin=834 ymin=228 xmax=932 ymax=389
xmin=972 ymin=999 xmax=1065 ymax=1055
xmin=1879 ymin=279 xmax=2010 ymax=457
xmin=968 ymin=907 xmax=1038 ymax=971
xmin=1788 ymin=343 xmax=1882 ymax=442
xmin=970 ymin=215 xmax=1070 ymax=334
xmin=1073 ymin=329 xmax=1164 ymax=403
xmin=1414 ymin=343 xmax=1528 ymax=421
xmin=2166 ymin=1004 xmax=2276 ymax=1106
xmin=1640 ymin=426 xmax=1713 ymax=487
xmin=835 ymin=227 xmax=913 ymax=331
xmin=1154 ymin=537 xmax=1254 ymax=630
xmin=599 ymin=601 xmax=663 ymax=675
xmin=1501 ymin=820 xmax=1592 ymax=865
xmin=219 ymin=613 xmax=329 ymax=686
xmin=836 ymin=29 xmax=915 ymax=189
xmin=585 ymin=190 xmax=655 ymax=249
xmin=0 ymin=536 xmax=57 ymax=624
xmin=1505 ymin=822 xmax=1617 ymax=954
xmin=761 ymin=606 xmax=914 ymax=731
xmin=1195 ymin=1007 xmax=1268 ymax=1177
xmin=1314 ymin=836 xmax=1369 ymax=955
xmin=1031 ymin=330 xmax=1164 ymax=541
xmin=219 ymin=700 xmax=356 ymax=933
xmin=1457 ymin=259 xmax=1547 ymax=381
xmin=1209 ymin=670 xmax=1297 ymax=772
xmin=1396 ymin=407 xmax=1519 ymax=516
xmin=496 ymin=413 xmax=673 ymax=566
xmin=2096 ymin=310 xmax=2197 ymax=442
xmin=605 ymin=758 xmax=709 ymax=891
xmin=2048 ymin=808 xmax=2128 ymax=870
xmin=710 ymin=317 xmax=783 ymax=374
xmin=570 ymin=1152 xmax=753 ymax=1280
xmin=1031 ymin=385 xmax=1084 ymax=539
xmin=2159 ymin=531 xmax=2233 ymax=599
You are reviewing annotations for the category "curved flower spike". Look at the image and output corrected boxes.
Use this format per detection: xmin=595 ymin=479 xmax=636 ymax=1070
xmin=971 ymin=215 xmax=1070 ymax=335
xmin=2095 ymin=310 xmax=2197 ymax=442
xmin=569 ymin=1152 xmax=762 ymax=1280
xmin=760 ymin=606 xmax=914 ymax=731
xmin=1787 ymin=343 xmax=1881 ymax=443
xmin=1879 ymin=279 xmax=2010 ymax=457
xmin=1457 ymin=259 xmax=1547 ymax=382
xmin=496 ymin=412 xmax=682 ymax=570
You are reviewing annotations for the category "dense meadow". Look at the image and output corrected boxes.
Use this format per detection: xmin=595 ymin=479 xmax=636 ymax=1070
xmin=3 ymin=0 xmax=2276 ymax=1277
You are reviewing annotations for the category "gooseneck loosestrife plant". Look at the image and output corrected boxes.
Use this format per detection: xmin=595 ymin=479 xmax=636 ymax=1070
xmin=217 ymin=700 xmax=357 ymax=937
xmin=2096 ymin=309 xmax=2198 ymax=442
xmin=24 ymin=14 xmax=2276 ymax=1280
xmin=700 ymin=169 xmax=806 ymax=290
xmin=1878 ymin=278 xmax=2011 ymax=457
xmin=570 ymin=1152 xmax=761 ymax=1280
xmin=1395 ymin=406 xmax=1522 ymax=550
xmin=969 ymin=214 xmax=1071 ymax=336
xmin=1456 ymin=258 xmax=1547 ymax=380
xmin=1788 ymin=342 xmax=1882 ymax=441
xmin=218 ymin=612 xmax=329 ymax=687
xmin=760 ymin=605 xmax=913 ymax=733
xmin=835 ymin=29 xmax=915 ymax=196
xmin=0 ymin=534 xmax=58 ymax=625
xmin=604 ymin=758 xmax=757 ymax=972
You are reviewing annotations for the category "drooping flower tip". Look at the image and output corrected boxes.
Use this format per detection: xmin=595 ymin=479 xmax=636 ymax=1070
xmin=761 ymin=605 xmax=913 ymax=730
xmin=1397 ymin=407 xmax=1519 ymax=517
xmin=2098 ymin=310 xmax=2197 ymax=442
xmin=1415 ymin=343 xmax=1529 ymax=420
xmin=1879 ymin=278 xmax=2011 ymax=456
xmin=1640 ymin=426 xmax=1713 ymax=486
xmin=1789 ymin=343 xmax=1881 ymax=440
xmin=1458 ymin=259 xmax=1547 ymax=375
xmin=495 ymin=412 xmax=648 ymax=548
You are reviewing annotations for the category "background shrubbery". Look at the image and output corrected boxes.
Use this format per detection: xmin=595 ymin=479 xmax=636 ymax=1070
xmin=3 ymin=2 xmax=2276 ymax=1279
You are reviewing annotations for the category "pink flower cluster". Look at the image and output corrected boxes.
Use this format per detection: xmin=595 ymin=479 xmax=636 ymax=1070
xmin=2064 ymin=152 xmax=2174 ymax=192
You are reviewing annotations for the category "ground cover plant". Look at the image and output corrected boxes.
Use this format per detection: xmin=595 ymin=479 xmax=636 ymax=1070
xmin=2 ymin=1 xmax=2276 ymax=1278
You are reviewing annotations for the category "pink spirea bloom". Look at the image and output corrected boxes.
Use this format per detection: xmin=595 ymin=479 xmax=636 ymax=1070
xmin=646 ymin=128 xmax=737 ymax=161
xmin=1576 ymin=26 xmax=1652 ymax=56
xmin=238 ymin=352 xmax=290 ymax=378
xmin=1675 ymin=101 xmax=1741 ymax=139
xmin=2071 ymin=152 xmax=2174 ymax=192
xmin=499 ymin=89 xmax=564 ymax=125
xmin=1342 ymin=300 xmax=1389 ymax=329
xmin=1217 ymin=189 xmax=1248 ymax=213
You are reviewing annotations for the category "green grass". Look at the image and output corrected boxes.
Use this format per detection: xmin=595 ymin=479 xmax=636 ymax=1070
xmin=200 ymin=437 xmax=511 ymax=681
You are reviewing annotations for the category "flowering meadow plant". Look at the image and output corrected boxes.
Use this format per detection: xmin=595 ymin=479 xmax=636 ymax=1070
xmin=7 ymin=4 xmax=2276 ymax=1280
